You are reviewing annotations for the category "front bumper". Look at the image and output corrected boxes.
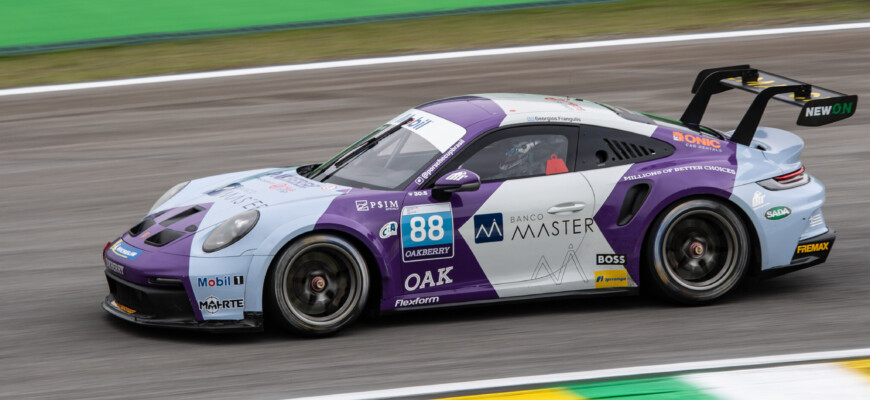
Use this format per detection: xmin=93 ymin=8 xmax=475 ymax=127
xmin=760 ymin=229 xmax=836 ymax=279
xmin=102 ymin=271 xmax=262 ymax=332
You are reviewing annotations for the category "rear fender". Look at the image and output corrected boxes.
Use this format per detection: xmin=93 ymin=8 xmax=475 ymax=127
xmin=730 ymin=178 xmax=826 ymax=271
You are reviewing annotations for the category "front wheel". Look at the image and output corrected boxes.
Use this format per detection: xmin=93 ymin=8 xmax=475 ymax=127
xmin=265 ymin=234 xmax=369 ymax=336
xmin=645 ymin=199 xmax=750 ymax=304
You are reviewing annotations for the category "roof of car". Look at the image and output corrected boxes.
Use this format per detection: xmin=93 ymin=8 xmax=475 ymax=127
xmin=415 ymin=93 xmax=622 ymax=133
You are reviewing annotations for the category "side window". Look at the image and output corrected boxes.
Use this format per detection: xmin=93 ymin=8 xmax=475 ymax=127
xmin=576 ymin=125 xmax=675 ymax=171
xmin=445 ymin=125 xmax=577 ymax=182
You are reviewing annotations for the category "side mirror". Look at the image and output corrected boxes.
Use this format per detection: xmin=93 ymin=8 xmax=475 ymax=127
xmin=432 ymin=169 xmax=480 ymax=200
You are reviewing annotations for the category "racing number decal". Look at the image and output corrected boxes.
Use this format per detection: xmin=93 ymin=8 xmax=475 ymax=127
xmin=401 ymin=203 xmax=454 ymax=262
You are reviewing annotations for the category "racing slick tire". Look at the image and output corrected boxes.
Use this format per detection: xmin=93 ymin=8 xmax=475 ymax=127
xmin=645 ymin=198 xmax=749 ymax=305
xmin=265 ymin=234 xmax=369 ymax=336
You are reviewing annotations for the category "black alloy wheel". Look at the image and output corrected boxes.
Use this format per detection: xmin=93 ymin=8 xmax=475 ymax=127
xmin=646 ymin=199 xmax=750 ymax=304
xmin=266 ymin=234 xmax=369 ymax=336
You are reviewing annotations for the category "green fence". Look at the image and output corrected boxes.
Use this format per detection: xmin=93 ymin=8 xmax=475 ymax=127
xmin=0 ymin=0 xmax=615 ymax=55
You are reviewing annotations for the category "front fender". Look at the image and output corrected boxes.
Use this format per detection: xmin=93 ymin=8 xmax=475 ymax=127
xmin=245 ymin=207 xmax=393 ymax=313
xmin=314 ymin=216 xmax=391 ymax=282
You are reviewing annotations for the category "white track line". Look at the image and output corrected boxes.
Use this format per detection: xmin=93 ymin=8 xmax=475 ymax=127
xmin=2 ymin=21 xmax=870 ymax=97
xmin=285 ymin=348 xmax=870 ymax=400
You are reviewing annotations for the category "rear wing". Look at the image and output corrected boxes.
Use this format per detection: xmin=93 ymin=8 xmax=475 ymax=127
xmin=679 ymin=65 xmax=858 ymax=146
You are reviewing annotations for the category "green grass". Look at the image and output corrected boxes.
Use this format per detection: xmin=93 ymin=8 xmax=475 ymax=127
xmin=1 ymin=0 xmax=868 ymax=89
xmin=0 ymin=0 xmax=568 ymax=47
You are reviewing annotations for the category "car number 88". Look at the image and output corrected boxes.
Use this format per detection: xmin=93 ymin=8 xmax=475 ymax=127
xmin=409 ymin=215 xmax=444 ymax=242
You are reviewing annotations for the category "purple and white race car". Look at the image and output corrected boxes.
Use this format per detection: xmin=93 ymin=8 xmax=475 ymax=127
xmin=102 ymin=66 xmax=856 ymax=336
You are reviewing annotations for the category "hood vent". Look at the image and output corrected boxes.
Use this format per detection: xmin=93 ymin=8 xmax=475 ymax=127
xmin=604 ymin=138 xmax=655 ymax=161
xmin=129 ymin=218 xmax=156 ymax=236
xmin=145 ymin=229 xmax=185 ymax=247
xmin=159 ymin=206 xmax=205 ymax=227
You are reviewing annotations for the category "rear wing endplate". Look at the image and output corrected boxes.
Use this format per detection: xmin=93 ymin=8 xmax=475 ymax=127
xmin=680 ymin=65 xmax=858 ymax=146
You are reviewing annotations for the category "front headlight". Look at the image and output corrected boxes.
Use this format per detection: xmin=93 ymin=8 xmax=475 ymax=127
xmin=202 ymin=210 xmax=259 ymax=253
xmin=149 ymin=181 xmax=189 ymax=214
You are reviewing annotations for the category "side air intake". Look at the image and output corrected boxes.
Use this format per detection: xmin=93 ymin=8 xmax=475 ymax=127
xmin=603 ymin=138 xmax=657 ymax=161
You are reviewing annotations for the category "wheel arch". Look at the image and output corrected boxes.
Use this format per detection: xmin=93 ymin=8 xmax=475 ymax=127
xmin=637 ymin=191 xmax=761 ymax=287
xmin=259 ymin=222 xmax=388 ymax=318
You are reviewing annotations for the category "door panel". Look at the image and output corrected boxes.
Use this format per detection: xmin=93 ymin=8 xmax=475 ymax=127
xmin=456 ymin=172 xmax=597 ymax=297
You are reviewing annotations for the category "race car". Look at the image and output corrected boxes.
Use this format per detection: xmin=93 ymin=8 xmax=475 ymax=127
xmin=102 ymin=65 xmax=856 ymax=336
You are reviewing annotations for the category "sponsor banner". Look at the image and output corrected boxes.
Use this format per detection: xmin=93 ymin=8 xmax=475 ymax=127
xmin=390 ymin=109 xmax=466 ymax=153
xmin=206 ymin=182 xmax=268 ymax=210
xmin=473 ymin=213 xmax=504 ymax=243
xmin=804 ymin=102 xmax=854 ymax=117
xmin=794 ymin=239 xmax=834 ymax=257
xmin=262 ymin=171 xmax=319 ymax=188
xmin=401 ymin=203 xmax=454 ymax=262
xmin=510 ymin=217 xmax=595 ymax=240
xmin=104 ymin=258 xmax=125 ymax=275
xmin=796 ymin=241 xmax=830 ymax=254
xmin=110 ymin=240 xmax=142 ymax=260
xmin=672 ymin=131 xmax=723 ymax=152
xmin=379 ymin=221 xmax=398 ymax=239
xmin=394 ymin=296 xmax=440 ymax=308
xmin=622 ymin=164 xmax=736 ymax=182
xmin=751 ymin=190 xmax=770 ymax=210
xmin=198 ymin=296 xmax=244 ymax=314
xmin=355 ymin=199 xmax=400 ymax=212
xmin=404 ymin=267 xmax=453 ymax=292
xmin=765 ymin=206 xmax=792 ymax=220
xmin=596 ymin=254 xmax=626 ymax=265
xmin=595 ymin=270 xmax=629 ymax=288
xmin=797 ymin=96 xmax=858 ymax=127
xmin=196 ymin=275 xmax=244 ymax=287
xmin=402 ymin=244 xmax=453 ymax=262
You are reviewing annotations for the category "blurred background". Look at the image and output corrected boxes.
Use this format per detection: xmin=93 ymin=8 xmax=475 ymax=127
xmin=1 ymin=1 xmax=869 ymax=399
xmin=1 ymin=0 xmax=868 ymax=88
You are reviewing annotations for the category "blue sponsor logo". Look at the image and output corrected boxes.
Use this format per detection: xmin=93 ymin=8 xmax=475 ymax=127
xmin=196 ymin=276 xmax=244 ymax=287
xmin=473 ymin=213 xmax=503 ymax=243
xmin=399 ymin=113 xmax=434 ymax=131
xmin=111 ymin=240 xmax=142 ymax=260
xmin=400 ymin=203 xmax=454 ymax=262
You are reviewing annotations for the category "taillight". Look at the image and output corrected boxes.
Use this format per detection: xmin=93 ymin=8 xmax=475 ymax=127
xmin=103 ymin=241 xmax=112 ymax=259
xmin=758 ymin=166 xmax=810 ymax=190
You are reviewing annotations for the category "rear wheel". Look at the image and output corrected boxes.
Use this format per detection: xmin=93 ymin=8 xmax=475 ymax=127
xmin=645 ymin=199 xmax=749 ymax=304
xmin=265 ymin=234 xmax=369 ymax=336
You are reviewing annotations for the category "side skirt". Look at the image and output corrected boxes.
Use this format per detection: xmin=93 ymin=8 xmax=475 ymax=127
xmin=381 ymin=287 xmax=638 ymax=315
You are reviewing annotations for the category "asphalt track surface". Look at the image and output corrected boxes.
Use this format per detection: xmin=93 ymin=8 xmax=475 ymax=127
xmin=1 ymin=29 xmax=869 ymax=399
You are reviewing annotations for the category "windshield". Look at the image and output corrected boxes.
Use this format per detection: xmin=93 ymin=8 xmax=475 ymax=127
xmin=310 ymin=126 xmax=442 ymax=190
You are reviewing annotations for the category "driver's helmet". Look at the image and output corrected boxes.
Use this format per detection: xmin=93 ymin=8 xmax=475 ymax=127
xmin=499 ymin=140 xmax=538 ymax=176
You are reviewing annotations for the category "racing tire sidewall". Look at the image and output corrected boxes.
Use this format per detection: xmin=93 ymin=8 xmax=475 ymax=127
xmin=645 ymin=198 xmax=749 ymax=305
xmin=266 ymin=234 xmax=369 ymax=337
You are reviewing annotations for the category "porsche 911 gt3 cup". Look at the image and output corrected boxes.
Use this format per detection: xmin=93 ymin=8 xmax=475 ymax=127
xmin=102 ymin=65 xmax=856 ymax=335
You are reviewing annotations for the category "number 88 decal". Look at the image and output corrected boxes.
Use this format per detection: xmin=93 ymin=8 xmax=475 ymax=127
xmin=401 ymin=203 xmax=454 ymax=262
xmin=409 ymin=215 xmax=445 ymax=242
